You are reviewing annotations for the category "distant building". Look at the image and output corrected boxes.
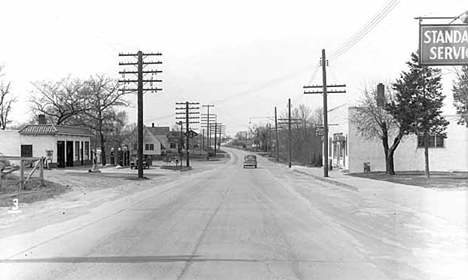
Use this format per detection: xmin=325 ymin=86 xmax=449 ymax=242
xmin=328 ymin=105 xmax=468 ymax=173
xmin=0 ymin=115 xmax=93 ymax=168
xmin=127 ymin=124 xmax=180 ymax=160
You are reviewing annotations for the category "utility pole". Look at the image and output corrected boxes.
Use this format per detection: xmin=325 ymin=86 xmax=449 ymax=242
xmin=176 ymin=121 xmax=184 ymax=162
xmin=119 ymin=51 xmax=162 ymax=179
xmin=176 ymin=101 xmax=200 ymax=167
xmin=278 ymin=100 xmax=301 ymax=168
xmin=217 ymin=123 xmax=225 ymax=151
xmin=201 ymin=114 xmax=216 ymax=153
xmin=211 ymin=122 xmax=224 ymax=156
xmin=303 ymin=49 xmax=346 ymax=177
xmin=202 ymin=129 xmax=205 ymax=150
xmin=275 ymin=107 xmax=279 ymax=162
xmin=201 ymin=105 xmax=215 ymax=158
xmin=288 ymin=99 xmax=292 ymax=168
xmin=213 ymin=123 xmax=218 ymax=156
xmin=268 ymin=123 xmax=272 ymax=154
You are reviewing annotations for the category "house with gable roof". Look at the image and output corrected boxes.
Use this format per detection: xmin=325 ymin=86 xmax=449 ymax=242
xmin=126 ymin=124 xmax=180 ymax=161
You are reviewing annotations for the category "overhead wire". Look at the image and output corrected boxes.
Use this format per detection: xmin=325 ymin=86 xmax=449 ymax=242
xmin=143 ymin=0 xmax=402 ymax=119
xmin=328 ymin=0 xmax=402 ymax=61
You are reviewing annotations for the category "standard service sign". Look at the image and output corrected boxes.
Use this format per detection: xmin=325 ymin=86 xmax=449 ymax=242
xmin=420 ymin=24 xmax=468 ymax=66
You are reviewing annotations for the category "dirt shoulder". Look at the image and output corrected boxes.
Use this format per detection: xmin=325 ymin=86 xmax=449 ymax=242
xmin=0 ymin=156 xmax=229 ymax=239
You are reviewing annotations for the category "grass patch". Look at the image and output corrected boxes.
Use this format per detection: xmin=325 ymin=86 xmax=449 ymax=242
xmin=0 ymin=175 xmax=70 ymax=206
xmin=350 ymin=171 xmax=468 ymax=188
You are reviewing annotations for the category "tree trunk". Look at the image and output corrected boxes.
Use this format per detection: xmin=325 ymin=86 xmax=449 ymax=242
xmin=387 ymin=131 xmax=404 ymax=176
xmin=386 ymin=151 xmax=396 ymax=175
xmin=424 ymin=131 xmax=430 ymax=178
xmin=100 ymin=131 xmax=107 ymax=166
xmin=381 ymin=124 xmax=396 ymax=175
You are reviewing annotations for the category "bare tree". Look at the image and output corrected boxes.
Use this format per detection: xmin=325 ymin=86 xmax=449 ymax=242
xmin=350 ymin=83 xmax=401 ymax=175
xmin=106 ymin=111 xmax=132 ymax=150
xmin=277 ymin=104 xmax=322 ymax=166
xmin=311 ymin=107 xmax=323 ymax=125
xmin=80 ymin=74 xmax=129 ymax=166
xmin=30 ymin=76 xmax=87 ymax=125
xmin=0 ymin=65 xmax=17 ymax=130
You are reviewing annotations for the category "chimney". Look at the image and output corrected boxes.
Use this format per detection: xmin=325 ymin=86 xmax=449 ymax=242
xmin=38 ymin=114 xmax=47 ymax=125
xmin=376 ymin=83 xmax=385 ymax=107
xmin=152 ymin=123 xmax=155 ymax=127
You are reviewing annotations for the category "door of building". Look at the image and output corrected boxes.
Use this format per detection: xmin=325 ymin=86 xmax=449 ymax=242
xmin=66 ymin=141 xmax=74 ymax=167
xmin=57 ymin=141 xmax=65 ymax=168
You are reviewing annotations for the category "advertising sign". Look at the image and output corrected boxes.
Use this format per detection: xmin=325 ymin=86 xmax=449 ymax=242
xmin=419 ymin=24 xmax=468 ymax=66
xmin=185 ymin=129 xmax=198 ymax=138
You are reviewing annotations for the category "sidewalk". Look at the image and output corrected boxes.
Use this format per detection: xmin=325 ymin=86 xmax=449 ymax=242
xmin=289 ymin=165 xmax=468 ymax=227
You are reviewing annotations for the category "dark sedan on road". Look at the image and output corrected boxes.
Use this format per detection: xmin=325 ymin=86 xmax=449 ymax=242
xmin=243 ymin=154 xmax=257 ymax=168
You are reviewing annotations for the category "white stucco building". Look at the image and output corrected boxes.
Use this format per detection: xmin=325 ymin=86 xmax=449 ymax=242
xmin=0 ymin=123 xmax=93 ymax=168
xmin=328 ymin=104 xmax=468 ymax=173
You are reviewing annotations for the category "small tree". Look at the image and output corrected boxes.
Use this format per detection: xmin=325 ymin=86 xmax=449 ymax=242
xmin=387 ymin=52 xmax=448 ymax=178
xmin=0 ymin=65 xmax=17 ymax=130
xmin=351 ymin=83 xmax=403 ymax=175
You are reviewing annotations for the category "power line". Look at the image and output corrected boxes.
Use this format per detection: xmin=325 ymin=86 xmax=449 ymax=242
xmin=329 ymin=0 xmax=400 ymax=60
xmin=329 ymin=0 xmax=401 ymax=61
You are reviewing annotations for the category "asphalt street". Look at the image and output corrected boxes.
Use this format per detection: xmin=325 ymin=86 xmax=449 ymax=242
xmin=0 ymin=148 xmax=466 ymax=279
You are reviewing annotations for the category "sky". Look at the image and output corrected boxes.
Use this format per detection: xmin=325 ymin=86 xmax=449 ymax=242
xmin=1 ymin=0 xmax=467 ymax=135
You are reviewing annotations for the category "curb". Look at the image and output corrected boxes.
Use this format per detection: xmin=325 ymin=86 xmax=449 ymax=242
xmin=292 ymin=169 xmax=359 ymax=191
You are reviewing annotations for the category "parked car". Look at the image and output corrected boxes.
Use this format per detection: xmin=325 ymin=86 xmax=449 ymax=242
xmin=130 ymin=158 xmax=149 ymax=169
xmin=243 ymin=154 xmax=257 ymax=168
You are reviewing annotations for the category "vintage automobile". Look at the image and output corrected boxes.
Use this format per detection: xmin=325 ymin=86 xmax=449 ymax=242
xmin=130 ymin=157 xmax=150 ymax=169
xmin=243 ymin=154 xmax=257 ymax=168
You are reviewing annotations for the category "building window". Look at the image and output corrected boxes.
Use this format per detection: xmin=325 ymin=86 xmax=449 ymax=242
xmin=417 ymin=135 xmax=445 ymax=148
xmin=170 ymin=143 xmax=177 ymax=149
xmin=21 ymin=145 xmax=33 ymax=157
xmin=145 ymin=144 xmax=154 ymax=151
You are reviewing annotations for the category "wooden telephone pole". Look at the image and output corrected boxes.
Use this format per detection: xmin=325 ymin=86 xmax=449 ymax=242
xmin=176 ymin=102 xmax=200 ymax=167
xmin=303 ymin=49 xmax=345 ymax=177
xmin=274 ymin=107 xmax=279 ymax=162
xmin=278 ymin=99 xmax=301 ymax=168
xmin=119 ymin=51 xmax=162 ymax=179
xmin=201 ymin=105 xmax=215 ymax=159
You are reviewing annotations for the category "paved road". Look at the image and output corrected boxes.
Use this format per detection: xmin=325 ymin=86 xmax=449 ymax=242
xmin=0 ymin=148 xmax=465 ymax=279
